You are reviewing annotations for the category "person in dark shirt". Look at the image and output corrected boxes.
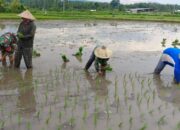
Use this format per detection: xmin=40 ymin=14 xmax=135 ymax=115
xmin=15 ymin=10 xmax=36 ymax=69
xmin=0 ymin=32 xmax=17 ymax=66
xmin=85 ymin=46 xmax=112 ymax=75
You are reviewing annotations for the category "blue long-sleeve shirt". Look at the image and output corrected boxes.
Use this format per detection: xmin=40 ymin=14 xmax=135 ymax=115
xmin=163 ymin=48 xmax=180 ymax=82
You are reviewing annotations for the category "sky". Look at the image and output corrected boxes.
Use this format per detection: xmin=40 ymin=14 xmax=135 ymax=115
xmin=90 ymin=0 xmax=180 ymax=4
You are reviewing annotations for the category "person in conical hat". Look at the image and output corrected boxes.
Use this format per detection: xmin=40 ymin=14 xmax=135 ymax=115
xmin=85 ymin=45 xmax=112 ymax=75
xmin=17 ymin=10 xmax=36 ymax=21
xmin=15 ymin=10 xmax=36 ymax=69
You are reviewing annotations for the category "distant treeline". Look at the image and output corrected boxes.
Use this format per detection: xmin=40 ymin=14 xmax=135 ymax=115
xmin=1 ymin=0 xmax=180 ymax=13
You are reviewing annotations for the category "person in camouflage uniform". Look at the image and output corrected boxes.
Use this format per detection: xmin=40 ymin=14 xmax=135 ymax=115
xmin=85 ymin=46 xmax=112 ymax=75
xmin=0 ymin=32 xmax=17 ymax=66
xmin=15 ymin=10 xmax=36 ymax=69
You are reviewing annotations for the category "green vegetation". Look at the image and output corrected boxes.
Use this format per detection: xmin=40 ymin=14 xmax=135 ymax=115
xmin=61 ymin=54 xmax=70 ymax=62
xmin=73 ymin=46 xmax=83 ymax=56
xmin=1 ymin=0 xmax=180 ymax=22
xmin=33 ymin=49 xmax=41 ymax=57
xmin=2 ymin=11 xmax=180 ymax=22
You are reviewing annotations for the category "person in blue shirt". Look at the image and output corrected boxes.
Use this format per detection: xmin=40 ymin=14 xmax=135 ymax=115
xmin=85 ymin=46 xmax=112 ymax=75
xmin=154 ymin=47 xmax=180 ymax=83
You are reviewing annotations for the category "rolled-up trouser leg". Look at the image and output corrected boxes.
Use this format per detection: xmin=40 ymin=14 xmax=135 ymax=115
xmin=14 ymin=49 xmax=23 ymax=68
xmin=85 ymin=51 xmax=95 ymax=70
xmin=22 ymin=48 xmax=33 ymax=69
xmin=154 ymin=58 xmax=166 ymax=74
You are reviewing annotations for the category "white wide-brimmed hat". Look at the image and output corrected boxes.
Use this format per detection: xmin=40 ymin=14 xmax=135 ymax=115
xmin=18 ymin=10 xmax=36 ymax=20
xmin=94 ymin=46 xmax=112 ymax=59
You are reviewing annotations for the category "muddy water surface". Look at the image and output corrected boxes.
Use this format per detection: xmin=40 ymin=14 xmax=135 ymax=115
xmin=0 ymin=20 xmax=180 ymax=130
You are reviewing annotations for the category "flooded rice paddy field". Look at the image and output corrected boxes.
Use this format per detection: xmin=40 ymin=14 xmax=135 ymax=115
xmin=0 ymin=20 xmax=180 ymax=130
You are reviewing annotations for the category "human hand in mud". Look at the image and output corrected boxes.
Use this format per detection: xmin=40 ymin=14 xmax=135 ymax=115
xmin=98 ymin=71 xmax=106 ymax=76
xmin=17 ymin=32 xmax=24 ymax=38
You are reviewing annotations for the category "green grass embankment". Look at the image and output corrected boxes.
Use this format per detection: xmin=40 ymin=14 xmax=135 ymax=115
xmin=1 ymin=11 xmax=180 ymax=22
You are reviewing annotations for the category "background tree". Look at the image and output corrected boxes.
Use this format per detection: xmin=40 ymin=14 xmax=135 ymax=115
xmin=10 ymin=0 xmax=25 ymax=12
xmin=0 ymin=0 xmax=5 ymax=12
xmin=110 ymin=0 xmax=120 ymax=9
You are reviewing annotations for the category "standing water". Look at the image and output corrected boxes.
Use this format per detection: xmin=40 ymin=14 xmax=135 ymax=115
xmin=0 ymin=20 xmax=180 ymax=130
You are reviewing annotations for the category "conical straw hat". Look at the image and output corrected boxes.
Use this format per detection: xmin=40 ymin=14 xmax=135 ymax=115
xmin=94 ymin=46 xmax=112 ymax=59
xmin=18 ymin=10 xmax=36 ymax=20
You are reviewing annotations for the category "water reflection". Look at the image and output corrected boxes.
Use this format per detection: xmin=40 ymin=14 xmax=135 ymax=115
xmin=153 ymin=74 xmax=180 ymax=108
xmin=85 ymin=72 xmax=111 ymax=101
xmin=0 ymin=68 xmax=36 ymax=117
xmin=0 ymin=23 xmax=17 ymax=35
xmin=0 ymin=24 xmax=5 ymax=30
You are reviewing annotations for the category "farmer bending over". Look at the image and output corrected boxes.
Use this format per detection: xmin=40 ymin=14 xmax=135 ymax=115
xmin=85 ymin=46 xmax=112 ymax=75
xmin=0 ymin=32 xmax=17 ymax=66
xmin=154 ymin=47 xmax=180 ymax=83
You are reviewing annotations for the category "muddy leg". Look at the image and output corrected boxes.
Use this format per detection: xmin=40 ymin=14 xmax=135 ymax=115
xmin=9 ymin=55 xmax=14 ymax=67
xmin=22 ymin=48 xmax=33 ymax=69
xmin=1 ymin=54 xmax=7 ymax=67
xmin=154 ymin=59 xmax=166 ymax=74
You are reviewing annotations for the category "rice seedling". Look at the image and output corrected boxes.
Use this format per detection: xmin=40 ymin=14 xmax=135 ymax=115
xmin=93 ymin=107 xmax=98 ymax=127
xmin=46 ymin=117 xmax=51 ymax=125
xmin=114 ymin=76 xmax=118 ymax=100
xmin=49 ymin=106 xmax=52 ymax=117
xmin=158 ymin=105 xmax=162 ymax=112
xmin=146 ymin=96 xmax=150 ymax=108
xmin=139 ymin=123 xmax=147 ymax=130
xmin=34 ymin=79 xmax=39 ymax=91
xmin=18 ymin=114 xmax=22 ymax=125
xmin=45 ymin=92 xmax=48 ymax=104
xmin=143 ymin=90 xmax=149 ymax=98
xmin=64 ymin=96 xmax=68 ymax=110
xmin=58 ymin=111 xmax=62 ymax=121
xmin=27 ymin=122 xmax=31 ymax=130
xmin=129 ymin=116 xmax=133 ymax=127
xmin=148 ymin=109 xmax=154 ymax=115
xmin=129 ymin=105 xmax=132 ymax=114
xmin=35 ymin=110 xmax=40 ymax=119
xmin=137 ymin=97 xmax=143 ymax=108
xmin=172 ymin=110 xmax=175 ymax=117
xmin=82 ymin=101 xmax=88 ymax=121
xmin=157 ymin=115 xmax=166 ymax=126
xmin=118 ymin=122 xmax=123 ymax=129
xmin=76 ymin=81 xmax=80 ymax=94
xmin=176 ymin=122 xmax=180 ymax=130
xmin=69 ymin=116 xmax=75 ymax=127
xmin=116 ymin=96 xmax=120 ymax=113
xmin=105 ymin=97 xmax=110 ymax=119
xmin=0 ymin=120 xmax=5 ymax=129
xmin=152 ymin=89 xmax=156 ymax=103
xmin=57 ymin=125 xmax=62 ymax=130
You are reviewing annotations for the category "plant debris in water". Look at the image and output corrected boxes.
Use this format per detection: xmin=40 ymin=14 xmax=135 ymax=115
xmin=73 ymin=46 xmax=83 ymax=56
xmin=61 ymin=54 xmax=70 ymax=62
xmin=33 ymin=50 xmax=41 ymax=57
xmin=172 ymin=39 xmax=180 ymax=48
xmin=161 ymin=38 xmax=166 ymax=47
